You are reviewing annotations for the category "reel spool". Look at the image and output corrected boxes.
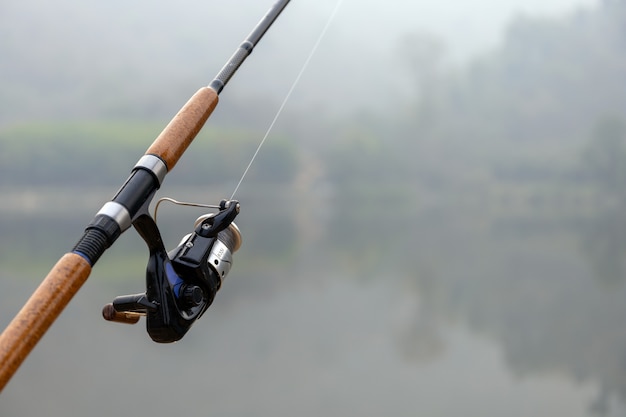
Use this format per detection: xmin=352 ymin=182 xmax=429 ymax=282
xmin=193 ymin=213 xmax=242 ymax=280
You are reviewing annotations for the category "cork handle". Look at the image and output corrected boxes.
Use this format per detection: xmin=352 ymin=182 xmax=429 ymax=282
xmin=145 ymin=87 xmax=219 ymax=170
xmin=0 ymin=253 xmax=92 ymax=392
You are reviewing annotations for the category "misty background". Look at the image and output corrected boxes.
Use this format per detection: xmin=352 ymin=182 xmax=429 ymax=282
xmin=1 ymin=0 xmax=626 ymax=416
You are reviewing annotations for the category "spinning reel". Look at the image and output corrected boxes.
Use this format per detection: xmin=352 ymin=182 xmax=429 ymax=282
xmin=102 ymin=199 xmax=241 ymax=343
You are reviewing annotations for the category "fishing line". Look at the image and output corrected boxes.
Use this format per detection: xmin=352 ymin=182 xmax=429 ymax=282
xmin=229 ymin=0 xmax=344 ymax=200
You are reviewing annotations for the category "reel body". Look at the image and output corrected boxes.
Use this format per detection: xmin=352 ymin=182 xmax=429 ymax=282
xmin=103 ymin=200 xmax=241 ymax=343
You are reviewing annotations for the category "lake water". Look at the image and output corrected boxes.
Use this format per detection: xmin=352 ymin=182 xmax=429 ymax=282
xmin=1 ymin=189 xmax=625 ymax=416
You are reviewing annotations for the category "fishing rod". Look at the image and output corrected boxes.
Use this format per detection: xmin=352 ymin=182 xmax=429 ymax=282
xmin=0 ymin=0 xmax=291 ymax=391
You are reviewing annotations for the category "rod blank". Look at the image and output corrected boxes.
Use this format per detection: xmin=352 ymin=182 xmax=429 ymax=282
xmin=210 ymin=0 xmax=291 ymax=93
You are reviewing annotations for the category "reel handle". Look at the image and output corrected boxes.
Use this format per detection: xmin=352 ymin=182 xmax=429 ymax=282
xmin=102 ymin=304 xmax=142 ymax=325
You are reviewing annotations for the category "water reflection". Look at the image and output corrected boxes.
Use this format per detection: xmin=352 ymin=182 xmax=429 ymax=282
xmin=581 ymin=206 xmax=626 ymax=287
xmin=385 ymin=203 xmax=626 ymax=417
xmin=1 ymin=191 xmax=626 ymax=416
xmin=319 ymin=178 xmax=626 ymax=415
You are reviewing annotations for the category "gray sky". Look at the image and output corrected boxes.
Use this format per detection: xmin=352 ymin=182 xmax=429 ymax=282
xmin=0 ymin=0 xmax=601 ymax=120
xmin=300 ymin=0 xmax=598 ymax=62
xmin=241 ymin=0 xmax=599 ymax=114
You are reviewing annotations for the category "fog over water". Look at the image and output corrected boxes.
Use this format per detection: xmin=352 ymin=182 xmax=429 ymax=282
xmin=2 ymin=0 xmax=626 ymax=416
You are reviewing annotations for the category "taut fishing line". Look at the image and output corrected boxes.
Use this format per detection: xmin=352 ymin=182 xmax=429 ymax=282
xmin=155 ymin=1 xmax=343 ymax=220
xmin=229 ymin=0 xmax=344 ymax=200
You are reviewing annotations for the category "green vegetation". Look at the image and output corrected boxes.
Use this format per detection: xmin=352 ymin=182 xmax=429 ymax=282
xmin=0 ymin=121 xmax=297 ymax=186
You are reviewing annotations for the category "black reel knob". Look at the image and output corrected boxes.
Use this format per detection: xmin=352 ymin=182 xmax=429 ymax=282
xmin=182 ymin=285 xmax=204 ymax=307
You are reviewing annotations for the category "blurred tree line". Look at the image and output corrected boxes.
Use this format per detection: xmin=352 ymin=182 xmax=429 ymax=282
xmin=1 ymin=0 xmax=626 ymax=215
xmin=0 ymin=122 xmax=297 ymax=187
xmin=318 ymin=0 xmax=626 ymax=268
xmin=388 ymin=0 xmax=626 ymax=192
